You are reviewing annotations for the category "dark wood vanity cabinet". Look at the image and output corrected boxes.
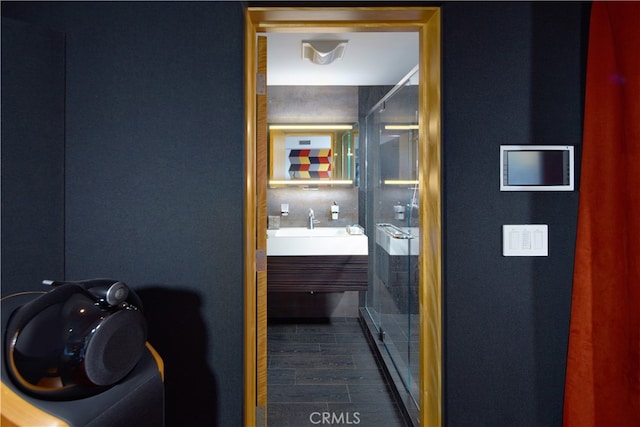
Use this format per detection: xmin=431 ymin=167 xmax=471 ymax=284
xmin=267 ymin=255 xmax=368 ymax=292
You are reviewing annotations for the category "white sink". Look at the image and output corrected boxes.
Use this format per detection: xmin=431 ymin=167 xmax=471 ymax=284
xmin=375 ymin=225 xmax=420 ymax=256
xmin=274 ymin=227 xmax=349 ymax=237
xmin=267 ymin=227 xmax=368 ymax=256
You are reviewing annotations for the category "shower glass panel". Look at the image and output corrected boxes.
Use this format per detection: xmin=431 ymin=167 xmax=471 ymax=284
xmin=364 ymin=66 xmax=420 ymax=408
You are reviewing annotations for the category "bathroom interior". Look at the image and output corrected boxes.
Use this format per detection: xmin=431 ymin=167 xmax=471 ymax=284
xmin=265 ymin=31 xmax=422 ymax=425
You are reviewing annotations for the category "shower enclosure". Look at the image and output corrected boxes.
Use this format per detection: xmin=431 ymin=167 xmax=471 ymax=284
xmin=362 ymin=66 xmax=421 ymax=422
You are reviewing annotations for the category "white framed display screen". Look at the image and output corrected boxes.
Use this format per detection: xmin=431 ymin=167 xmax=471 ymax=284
xmin=500 ymin=145 xmax=574 ymax=191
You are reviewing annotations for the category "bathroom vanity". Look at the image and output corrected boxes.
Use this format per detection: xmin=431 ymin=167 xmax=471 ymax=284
xmin=266 ymin=227 xmax=368 ymax=292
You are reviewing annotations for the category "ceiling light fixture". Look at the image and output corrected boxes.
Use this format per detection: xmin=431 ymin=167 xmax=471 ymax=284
xmin=302 ymin=40 xmax=348 ymax=65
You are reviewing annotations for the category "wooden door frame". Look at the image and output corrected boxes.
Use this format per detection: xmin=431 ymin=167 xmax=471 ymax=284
xmin=244 ymin=7 xmax=442 ymax=426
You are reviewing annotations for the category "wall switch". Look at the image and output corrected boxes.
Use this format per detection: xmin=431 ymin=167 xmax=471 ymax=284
xmin=502 ymin=224 xmax=548 ymax=256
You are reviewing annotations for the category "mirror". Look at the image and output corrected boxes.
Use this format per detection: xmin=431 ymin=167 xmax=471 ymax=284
xmin=268 ymin=123 xmax=359 ymax=187
xmin=371 ymin=67 xmax=420 ymax=186
xmin=380 ymin=125 xmax=419 ymax=185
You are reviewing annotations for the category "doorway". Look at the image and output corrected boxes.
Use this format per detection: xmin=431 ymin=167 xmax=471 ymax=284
xmin=244 ymin=7 xmax=442 ymax=427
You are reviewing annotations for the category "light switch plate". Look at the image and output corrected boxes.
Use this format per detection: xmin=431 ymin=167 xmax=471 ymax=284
xmin=503 ymin=224 xmax=548 ymax=256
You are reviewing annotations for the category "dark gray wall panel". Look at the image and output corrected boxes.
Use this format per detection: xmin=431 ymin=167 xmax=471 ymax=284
xmin=1 ymin=18 xmax=65 ymax=295
xmin=2 ymin=2 xmax=245 ymax=425
xmin=442 ymin=2 xmax=587 ymax=425
xmin=65 ymin=4 xmax=244 ymax=426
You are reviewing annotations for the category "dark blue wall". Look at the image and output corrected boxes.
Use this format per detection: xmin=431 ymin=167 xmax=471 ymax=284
xmin=2 ymin=2 xmax=245 ymax=425
xmin=2 ymin=1 xmax=589 ymax=426
xmin=443 ymin=2 xmax=587 ymax=425
xmin=1 ymin=17 xmax=65 ymax=294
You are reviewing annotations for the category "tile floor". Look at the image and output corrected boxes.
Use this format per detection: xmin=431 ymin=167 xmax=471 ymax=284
xmin=267 ymin=317 xmax=408 ymax=426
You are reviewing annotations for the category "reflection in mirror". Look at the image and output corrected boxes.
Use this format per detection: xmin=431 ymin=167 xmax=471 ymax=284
xmin=268 ymin=123 xmax=359 ymax=187
xmin=381 ymin=124 xmax=419 ymax=185
xmin=370 ymin=66 xmax=420 ymax=187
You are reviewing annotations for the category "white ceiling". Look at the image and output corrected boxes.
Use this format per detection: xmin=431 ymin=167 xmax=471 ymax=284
xmin=266 ymin=32 xmax=419 ymax=86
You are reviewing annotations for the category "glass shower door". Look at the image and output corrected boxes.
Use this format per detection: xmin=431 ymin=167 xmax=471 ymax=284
xmin=364 ymin=66 xmax=420 ymax=408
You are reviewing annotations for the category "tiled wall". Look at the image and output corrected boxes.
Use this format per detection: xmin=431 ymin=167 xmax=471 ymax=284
xmin=267 ymin=186 xmax=359 ymax=228
xmin=267 ymin=291 xmax=359 ymax=318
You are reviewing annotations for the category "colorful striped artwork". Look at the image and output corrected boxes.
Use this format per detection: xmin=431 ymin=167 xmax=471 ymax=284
xmin=288 ymin=149 xmax=332 ymax=179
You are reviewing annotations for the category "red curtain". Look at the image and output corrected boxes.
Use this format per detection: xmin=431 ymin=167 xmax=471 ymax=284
xmin=564 ymin=2 xmax=640 ymax=426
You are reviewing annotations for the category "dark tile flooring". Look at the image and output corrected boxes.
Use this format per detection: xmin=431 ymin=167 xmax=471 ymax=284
xmin=267 ymin=317 xmax=408 ymax=427
xmin=376 ymin=313 xmax=420 ymax=399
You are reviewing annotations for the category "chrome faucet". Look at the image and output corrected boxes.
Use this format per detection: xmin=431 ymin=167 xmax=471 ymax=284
xmin=308 ymin=208 xmax=319 ymax=229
